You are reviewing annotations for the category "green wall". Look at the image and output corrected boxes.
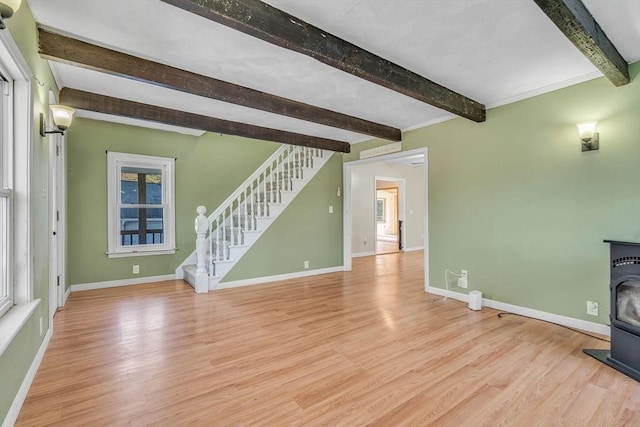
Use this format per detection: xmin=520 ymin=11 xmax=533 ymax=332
xmin=346 ymin=62 xmax=640 ymax=324
xmin=223 ymin=153 xmax=343 ymax=281
xmin=66 ymin=119 xmax=278 ymax=285
xmin=1 ymin=2 xmax=60 ymax=422
xmin=67 ymin=119 xmax=344 ymax=285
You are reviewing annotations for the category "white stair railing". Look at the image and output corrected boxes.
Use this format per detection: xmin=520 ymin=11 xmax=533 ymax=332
xmin=193 ymin=145 xmax=324 ymax=285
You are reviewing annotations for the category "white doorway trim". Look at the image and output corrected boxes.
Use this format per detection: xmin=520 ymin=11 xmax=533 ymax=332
xmin=48 ymin=92 xmax=67 ymax=315
xmin=342 ymin=147 xmax=429 ymax=290
xmin=374 ymin=176 xmax=405 ymax=254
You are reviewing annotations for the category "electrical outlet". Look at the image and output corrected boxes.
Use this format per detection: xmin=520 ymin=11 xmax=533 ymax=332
xmin=304 ymin=260 xmax=309 ymax=269
xmin=457 ymin=278 xmax=468 ymax=288
xmin=587 ymin=301 xmax=599 ymax=316
xmin=133 ymin=265 xmax=140 ymax=274
xmin=329 ymin=205 xmax=334 ymax=214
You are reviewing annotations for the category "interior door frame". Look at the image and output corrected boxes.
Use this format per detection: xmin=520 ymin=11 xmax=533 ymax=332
xmin=374 ymin=177 xmax=405 ymax=254
xmin=343 ymin=147 xmax=429 ymax=289
xmin=48 ymin=92 xmax=66 ymax=316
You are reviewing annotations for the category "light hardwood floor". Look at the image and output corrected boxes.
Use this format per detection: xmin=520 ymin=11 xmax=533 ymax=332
xmin=16 ymin=251 xmax=640 ymax=426
xmin=375 ymin=240 xmax=399 ymax=254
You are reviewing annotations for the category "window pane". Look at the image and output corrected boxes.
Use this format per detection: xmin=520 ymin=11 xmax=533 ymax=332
xmin=120 ymin=207 xmax=164 ymax=246
xmin=120 ymin=167 xmax=162 ymax=205
xmin=146 ymin=208 xmax=164 ymax=244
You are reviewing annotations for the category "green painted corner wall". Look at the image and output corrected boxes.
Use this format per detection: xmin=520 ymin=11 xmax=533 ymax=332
xmin=1 ymin=2 xmax=60 ymax=422
xmin=66 ymin=119 xmax=279 ymax=285
xmin=223 ymin=153 xmax=344 ymax=282
xmin=346 ymin=62 xmax=640 ymax=324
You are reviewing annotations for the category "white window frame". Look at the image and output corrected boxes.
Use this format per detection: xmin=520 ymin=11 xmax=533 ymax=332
xmin=0 ymin=28 xmax=38 ymax=356
xmin=107 ymin=152 xmax=176 ymax=258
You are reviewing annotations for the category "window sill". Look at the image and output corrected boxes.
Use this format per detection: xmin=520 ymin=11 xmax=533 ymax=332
xmin=0 ymin=299 xmax=40 ymax=356
xmin=107 ymin=249 xmax=176 ymax=259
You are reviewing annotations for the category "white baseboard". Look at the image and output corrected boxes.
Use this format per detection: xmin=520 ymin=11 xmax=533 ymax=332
xmin=2 ymin=328 xmax=52 ymax=427
xmin=63 ymin=286 xmax=71 ymax=305
xmin=403 ymin=246 xmax=424 ymax=252
xmin=426 ymin=286 xmax=610 ymax=337
xmin=216 ymin=266 xmax=344 ymax=290
xmin=352 ymin=251 xmax=375 ymax=258
xmin=71 ymin=274 xmax=176 ymax=292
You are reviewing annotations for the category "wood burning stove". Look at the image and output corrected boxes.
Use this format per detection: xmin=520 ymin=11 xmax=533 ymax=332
xmin=584 ymin=240 xmax=640 ymax=382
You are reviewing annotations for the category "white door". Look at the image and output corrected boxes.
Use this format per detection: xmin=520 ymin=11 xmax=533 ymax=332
xmin=49 ymin=130 xmax=65 ymax=319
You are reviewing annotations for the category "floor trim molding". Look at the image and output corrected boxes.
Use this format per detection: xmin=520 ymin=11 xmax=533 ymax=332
xmin=216 ymin=266 xmax=344 ymax=290
xmin=426 ymin=286 xmax=610 ymax=336
xmin=63 ymin=286 xmax=71 ymax=305
xmin=2 ymin=328 xmax=52 ymax=427
xmin=71 ymin=274 xmax=176 ymax=292
xmin=352 ymin=251 xmax=375 ymax=258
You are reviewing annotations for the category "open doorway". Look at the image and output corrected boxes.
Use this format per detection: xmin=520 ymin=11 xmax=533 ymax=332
xmin=343 ymin=147 xmax=428 ymax=289
xmin=375 ymin=178 xmax=403 ymax=255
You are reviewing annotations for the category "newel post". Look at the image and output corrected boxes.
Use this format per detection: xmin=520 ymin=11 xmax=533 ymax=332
xmin=194 ymin=205 xmax=209 ymax=293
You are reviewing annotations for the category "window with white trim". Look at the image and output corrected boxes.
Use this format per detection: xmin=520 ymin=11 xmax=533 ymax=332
xmin=107 ymin=152 xmax=176 ymax=258
xmin=0 ymin=30 xmax=37 ymax=356
xmin=0 ymin=74 xmax=11 ymax=317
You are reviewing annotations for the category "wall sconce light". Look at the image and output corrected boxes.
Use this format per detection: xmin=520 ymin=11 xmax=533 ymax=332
xmin=576 ymin=121 xmax=599 ymax=152
xmin=40 ymin=105 xmax=76 ymax=137
xmin=0 ymin=0 xmax=22 ymax=29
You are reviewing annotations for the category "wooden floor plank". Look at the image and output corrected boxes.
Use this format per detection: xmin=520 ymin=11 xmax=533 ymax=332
xmin=15 ymin=251 xmax=639 ymax=426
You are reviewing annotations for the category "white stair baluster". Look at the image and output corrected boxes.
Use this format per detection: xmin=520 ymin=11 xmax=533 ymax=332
xmin=228 ymin=206 xmax=232 ymax=248
xmin=244 ymin=190 xmax=249 ymax=231
xmin=280 ymin=154 xmax=285 ymax=192
xmin=250 ymin=183 xmax=255 ymax=225
xmin=285 ymin=149 xmax=291 ymax=189
xmin=294 ymin=147 xmax=298 ymax=179
xmin=209 ymin=221 xmax=214 ymax=276
xmin=278 ymin=155 xmax=283 ymax=196
xmin=259 ymin=173 xmax=263 ymax=217
xmin=236 ymin=198 xmax=241 ymax=244
xmin=216 ymin=216 xmax=222 ymax=261
xmin=262 ymin=172 xmax=268 ymax=216
xmin=269 ymin=164 xmax=274 ymax=204
xmin=231 ymin=204 xmax=236 ymax=246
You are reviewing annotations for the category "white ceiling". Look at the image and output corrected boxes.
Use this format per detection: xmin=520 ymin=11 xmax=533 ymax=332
xmin=28 ymin=0 xmax=640 ymax=144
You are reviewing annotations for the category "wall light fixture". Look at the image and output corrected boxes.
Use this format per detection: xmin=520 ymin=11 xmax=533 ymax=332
xmin=0 ymin=0 xmax=22 ymax=29
xmin=40 ymin=105 xmax=76 ymax=137
xmin=576 ymin=121 xmax=599 ymax=152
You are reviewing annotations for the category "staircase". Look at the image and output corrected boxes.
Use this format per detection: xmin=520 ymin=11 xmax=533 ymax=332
xmin=178 ymin=145 xmax=333 ymax=292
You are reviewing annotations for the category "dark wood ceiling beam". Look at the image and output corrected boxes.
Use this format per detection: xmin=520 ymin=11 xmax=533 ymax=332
xmin=533 ymin=0 xmax=629 ymax=86
xmin=159 ymin=0 xmax=486 ymax=123
xmin=39 ymin=28 xmax=398 ymax=142
xmin=59 ymin=88 xmax=351 ymax=153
